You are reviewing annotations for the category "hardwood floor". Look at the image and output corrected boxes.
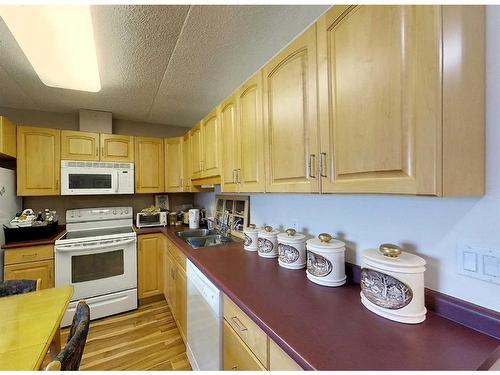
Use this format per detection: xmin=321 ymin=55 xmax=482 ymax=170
xmin=48 ymin=299 xmax=191 ymax=371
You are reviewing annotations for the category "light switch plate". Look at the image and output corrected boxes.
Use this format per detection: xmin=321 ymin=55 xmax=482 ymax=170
xmin=457 ymin=243 xmax=500 ymax=284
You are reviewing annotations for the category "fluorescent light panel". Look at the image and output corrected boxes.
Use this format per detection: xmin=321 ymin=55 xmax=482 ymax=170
xmin=0 ymin=5 xmax=101 ymax=92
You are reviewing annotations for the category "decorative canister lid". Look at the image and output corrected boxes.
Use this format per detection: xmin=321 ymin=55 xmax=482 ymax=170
xmin=277 ymin=228 xmax=305 ymax=243
xmin=243 ymin=224 xmax=259 ymax=234
xmin=258 ymin=225 xmax=279 ymax=237
xmin=306 ymin=233 xmax=345 ymax=252
xmin=362 ymin=244 xmax=426 ymax=274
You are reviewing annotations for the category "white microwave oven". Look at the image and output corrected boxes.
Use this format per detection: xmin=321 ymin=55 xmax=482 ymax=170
xmin=136 ymin=212 xmax=168 ymax=228
xmin=61 ymin=160 xmax=134 ymax=195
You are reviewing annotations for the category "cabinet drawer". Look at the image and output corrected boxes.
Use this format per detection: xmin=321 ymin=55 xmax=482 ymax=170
xmin=168 ymin=240 xmax=186 ymax=271
xmin=269 ymin=339 xmax=303 ymax=371
xmin=4 ymin=245 xmax=54 ymax=265
xmin=223 ymin=294 xmax=268 ymax=367
xmin=223 ymin=320 xmax=265 ymax=371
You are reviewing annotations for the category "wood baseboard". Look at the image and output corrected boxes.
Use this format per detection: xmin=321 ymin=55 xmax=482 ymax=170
xmin=139 ymin=294 xmax=165 ymax=306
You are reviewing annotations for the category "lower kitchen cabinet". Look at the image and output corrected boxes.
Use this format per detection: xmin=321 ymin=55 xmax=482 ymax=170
xmin=165 ymin=239 xmax=187 ymax=343
xmin=137 ymin=234 xmax=164 ymax=300
xmin=223 ymin=320 xmax=266 ymax=371
xmin=3 ymin=245 xmax=54 ymax=289
xmin=174 ymin=264 xmax=187 ymax=342
xmin=269 ymin=339 xmax=303 ymax=371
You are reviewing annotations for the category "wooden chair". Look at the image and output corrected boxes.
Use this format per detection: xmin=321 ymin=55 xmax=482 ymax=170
xmin=45 ymin=300 xmax=90 ymax=371
xmin=0 ymin=278 xmax=41 ymax=297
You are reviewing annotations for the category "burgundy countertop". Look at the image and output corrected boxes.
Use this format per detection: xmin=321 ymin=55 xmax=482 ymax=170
xmin=1 ymin=225 xmax=66 ymax=249
xmin=136 ymin=226 xmax=500 ymax=370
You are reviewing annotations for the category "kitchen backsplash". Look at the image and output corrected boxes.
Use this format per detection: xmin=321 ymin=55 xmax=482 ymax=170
xmin=24 ymin=193 xmax=194 ymax=224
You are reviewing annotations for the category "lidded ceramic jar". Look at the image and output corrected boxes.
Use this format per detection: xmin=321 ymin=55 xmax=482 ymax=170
xmin=360 ymin=244 xmax=427 ymax=324
xmin=277 ymin=229 xmax=306 ymax=269
xmin=306 ymin=233 xmax=346 ymax=287
xmin=257 ymin=226 xmax=279 ymax=258
xmin=243 ymin=224 xmax=259 ymax=252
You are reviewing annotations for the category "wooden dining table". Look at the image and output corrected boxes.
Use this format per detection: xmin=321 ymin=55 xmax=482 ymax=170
xmin=0 ymin=286 xmax=73 ymax=370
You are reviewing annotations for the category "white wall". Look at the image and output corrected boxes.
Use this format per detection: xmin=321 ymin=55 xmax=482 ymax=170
xmin=195 ymin=6 xmax=500 ymax=312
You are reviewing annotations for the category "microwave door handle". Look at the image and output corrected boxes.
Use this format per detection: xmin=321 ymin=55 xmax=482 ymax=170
xmin=115 ymin=170 xmax=119 ymax=193
xmin=56 ymin=238 xmax=135 ymax=252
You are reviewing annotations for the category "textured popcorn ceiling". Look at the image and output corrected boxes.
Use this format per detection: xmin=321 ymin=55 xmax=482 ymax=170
xmin=0 ymin=5 xmax=327 ymax=127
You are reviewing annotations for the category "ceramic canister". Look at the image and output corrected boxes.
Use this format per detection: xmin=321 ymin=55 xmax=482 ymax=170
xmin=243 ymin=224 xmax=259 ymax=252
xmin=306 ymin=233 xmax=346 ymax=287
xmin=257 ymin=226 xmax=279 ymax=258
xmin=277 ymin=228 xmax=306 ymax=269
xmin=360 ymin=244 xmax=426 ymax=324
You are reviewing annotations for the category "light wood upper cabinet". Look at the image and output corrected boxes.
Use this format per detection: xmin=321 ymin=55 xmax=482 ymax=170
xmin=317 ymin=5 xmax=485 ymax=196
xmin=138 ymin=234 xmax=164 ymax=300
xmin=237 ymin=72 xmax=265 ymax=192
xmin=220 ymin=95 xmax=239 ymax=192
xmin=0 ymin=116 xmax=16 ymax=158
xmin=182 ymin=132 xmax=192 ymax=191
xmin=263 ymin=25 xmax=319 ymax=193
xmin=134 ymin=136 xmax=165 ymax=193
xmin=190 ymin=124 xmax=203 ymax=179
xmin=61 ymin=130 xmax=100 ymax=161
xmin=165 ymin=137 xmax=183 ymax=192
xmin=17 ymin=126 xmax=60 ymax=196
xmin=201 ymin=110 xmax=220 ymax=178
xmin=100 ymin=134 xmax=134 ymax=162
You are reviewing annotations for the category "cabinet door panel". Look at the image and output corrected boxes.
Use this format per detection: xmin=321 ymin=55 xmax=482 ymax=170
xmin=61 ymin=130 xmax=99 ymax=161
xmin=165 ymin=137 xmax=183 ymax=192
xmin=238 ymin=72 xmax=265 ymax=192
xmin=175 ymin=267 xmax=186 ymax=342
xmin=138 ymin=234 xmax=163 ymax=299
xmin=100 ymin=134 xmax=134 ymax=162
xmin=0 ymin=116 xmax=16 ymax=158
xmin=220 ymin=96 xmax=239 ymax=192
xmin=182 ymin=133 xmax=192 ymax=191
xmin=318 ymin=6 xmax=441 ymax=194
xmin=263 ymin=25 xmax=318 ymax=193
xmin=201 ymin=111 xmax=220 ymax=178
xmin=4 ymin=260 xmax=54 ymax=289
xmin=223 ymin=321 xmax=266 ymax=371
xmin=135 ymin=137 xmax=165 ymax=193
xmin=17 ymin=126 xmax=60 ymax=196
xmin=190 ymin=125 xmax=202 ymax=179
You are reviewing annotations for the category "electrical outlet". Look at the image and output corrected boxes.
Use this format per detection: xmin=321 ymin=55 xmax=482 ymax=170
xmin=457 ymin=243 xmax=500 ymax=284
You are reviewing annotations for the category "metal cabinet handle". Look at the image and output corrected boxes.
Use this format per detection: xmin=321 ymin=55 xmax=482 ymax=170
xmin=96 ymin=146 xmax=99 ymax=157
xmin=237 ymin=169 xmax=241 ymax=184
xmin=320 ymin=152 xmax=327 ymax=178
xmin=231 ymin=316 xmax=248 ymax=332
xmin=232 ymin=169 xmax=236 ymax=184
xmin=22 ymin=253 xmax=37 ymax=258
xmin=308 ymin=154 xmax=316 ymax=178
xmin=231 ymin=365 xmax=238 ymax=370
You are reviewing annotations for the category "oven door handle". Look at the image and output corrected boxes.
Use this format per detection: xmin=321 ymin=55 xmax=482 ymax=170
xmin=55 ymin=238 xmax=136 ymax=253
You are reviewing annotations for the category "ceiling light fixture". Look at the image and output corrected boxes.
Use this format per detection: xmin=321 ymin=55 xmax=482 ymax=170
xmin=0 ymin=5 xmax=101 ymax=92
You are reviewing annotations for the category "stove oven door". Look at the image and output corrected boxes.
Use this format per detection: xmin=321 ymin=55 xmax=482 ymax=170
xmin=55 ymin=237 xmax=137 ymax=301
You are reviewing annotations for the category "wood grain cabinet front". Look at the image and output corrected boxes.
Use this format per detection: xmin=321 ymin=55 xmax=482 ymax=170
xmin=17 ymin=126 xmax=60 ymax=196
xmin=317 ymin=5 xmax=485 ymax=196
xmin=137 ymin=234 xmax=164 ymax=300
xmin=0 ymin=116 xmax=16 ymax=158
xmin=61 ymin=130 xmax=100 ymax=161
xmin=223 ymin=320 xmax=266 ymax=371
xmin=269 ymin=339 xmax=303 ymax=371
xmin=182 ymin=132 xmax=192 ymax=191
xmin=100 ymin=134 xmax=134 ymax=162
xmin=4 ymin=245 xmax=55 ymax=289
xmin=190 ymin=124 xmax=203 ymax=179
xmin=164 ymin=137 xmax=184 ymax=192
xmin=220 ymin=95 xmax=239 ymax=193
xmin=134 ymin=136 xmax=165 ymax=193
xmin=200 ymin=110 xmax=221 ymax=178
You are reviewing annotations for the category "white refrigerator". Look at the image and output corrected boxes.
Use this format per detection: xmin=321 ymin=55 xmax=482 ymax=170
xmin=0 ymin=167 xmax=22 ymax=281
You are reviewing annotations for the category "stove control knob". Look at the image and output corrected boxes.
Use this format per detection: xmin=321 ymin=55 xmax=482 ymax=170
xmin=113 ymin=210 xmax=117 ymax=215
xmin=77 ymin=212 xmax=82 ymax=217
xmin=125 ymin=209 xmax=129 ymax=214
xmin=118 ymin=209 xmax=123 ymax=215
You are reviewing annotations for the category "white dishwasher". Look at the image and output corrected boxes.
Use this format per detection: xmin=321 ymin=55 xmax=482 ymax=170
xmin=186 ymin=260 xmax=222 ymax=370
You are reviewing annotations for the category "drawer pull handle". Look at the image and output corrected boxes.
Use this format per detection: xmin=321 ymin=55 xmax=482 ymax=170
xmin=22 ymin=253 xmax=37 ymax=258
xmin=231 ymin=365 xmax=238 ymax=370
xmin=231 ymin=316 xmax=247 ymax=332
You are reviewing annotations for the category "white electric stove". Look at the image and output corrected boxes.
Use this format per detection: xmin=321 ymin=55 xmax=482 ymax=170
xmin=55 ymin=207 xmax=137 ymax=327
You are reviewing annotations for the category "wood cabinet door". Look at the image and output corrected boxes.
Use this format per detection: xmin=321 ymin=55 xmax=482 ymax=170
xmin=165 ymin=251 xmax=176 ymax=314
xmin=100 ymin=134 xmax=134 ymax=162
xmin=269 ymin=339 xmax=303 ymax=371
xmin=220 ymin=95 xmax=239 ymax=192
xmin=17 ymin=126 xmax=60 ymax=196
xmin=137 ymin=234 xmax=164 ymax=299
xmin=201 ymin=110 xmax=220 ymax=178
xmin=223 ymin=321 xmax=266 ymax=371
xmin=4 ymin=259 xmax=54 ymax=289
xmin=182 ymin=132 xmax=191 ymax=191
xmin=190 ymin=124 xmax=203 ymax=179
xmin=165 ymin=137 xmax=183 ymax=192
xmin=134 ymin=137 xmax=165 ymax=193
xmin=238 ymin=72 xmax=265 ymax=193
xmin=317 ymin=6 xmax=441 ymax=194
xmin=262 ymin=25 xmax=319 ymax=193
xmin=175 ymin=266 xmax=187 ymax=342
xmin=61 ymin=130 xmax=100 ymax=161
xmin=0 ymin=116 xmax=16 ymax=158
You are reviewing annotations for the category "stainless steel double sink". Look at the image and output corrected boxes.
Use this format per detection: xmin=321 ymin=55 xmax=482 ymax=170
xmin=176 ymin=228 xmax=239 ymax=249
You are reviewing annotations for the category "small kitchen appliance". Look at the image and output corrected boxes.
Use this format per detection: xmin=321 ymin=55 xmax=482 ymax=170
xmin=360 ymin=244 xmax=427 ymax=324
xmin=189 ymin=209 xmax=200 ymax=229
xmin=257 ymin=226 xmax=279 ymax=258
xmin=243 ymin=224 xmax=259 ymax=252
xmin=277 ymin=228 xmax=306 ymax=269
xmin=306 ymin=233 xmax=346 ymax=287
